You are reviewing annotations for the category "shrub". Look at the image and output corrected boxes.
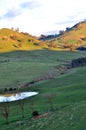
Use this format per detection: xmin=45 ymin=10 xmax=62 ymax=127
xmin=9 ymin=88 xmax=13 ymax=91
xmin=13 ymin=44 xmax=19 ymax=48
xmin=28 ymin=39 xmax=31 ymax=42
xmin=17 ymin=39 xmax=23 ymax=42
xmin=0 ymin=89 xmax=3 ymax=94
xmin=10 ymin=34 xmax=17 ymax=40
xmin=2 ymin=36 xmax=7 ymax=40
xmin=32 ymin=111 xmax=39 ymax=117
xmin=4 ymin=88 xmax=8 ymax=92
xmin=33 ymin=42 xmax=39 ymax=46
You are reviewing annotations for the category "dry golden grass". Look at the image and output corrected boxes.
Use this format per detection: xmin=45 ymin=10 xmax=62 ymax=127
xmin=0 ymin=21 xmax=86 ymax=53
xmin=60 ymin=22 xmax=86 ymax=45
xmin=0 ymin=28 xmax=48 ymax=53
xmin=0 ymin=93 xmax=21 ymax=97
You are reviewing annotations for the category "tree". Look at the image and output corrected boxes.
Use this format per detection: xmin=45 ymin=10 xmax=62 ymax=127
xmin=45 ymin=93 xmax=56 ymax=111
xmin=19 ymin=99 xmax=25 ymax=118
xmin=11 ymin=27 xmax=14 ymax=30
xmin=29 ymin=100 xmax=35 ymax=113
xmin=66 ymin=27 xmax=71 ymax=31
xmin=15 ymin=28 xmax=19 ymax=32
xmin=29 ymin=100 xmax=39 ymax=117
xmin=59 ymin=30 xmax=65 ymax=35
xmin=77 ymin=40 xmax=81 ymax=47
xmin=2 ymin=102 xmax=10 ymax=124
xmin=70 ymin=44 xmax=76 ymax=51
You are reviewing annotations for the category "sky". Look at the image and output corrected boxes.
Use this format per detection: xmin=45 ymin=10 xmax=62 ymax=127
xmin=0 ymin=0 xmax=86 ymax=36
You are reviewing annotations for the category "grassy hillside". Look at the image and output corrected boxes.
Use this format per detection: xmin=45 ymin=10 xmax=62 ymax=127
xmin=44 ymin=21 xmax=86 ymax=50
xmin=0 ymin=21 xmax=86 ymax=130
xmin=0 ymin=21 xmax=86 ymax=52
xmin=0 ymin=28 xmax=48 ymax=53
xmin=59 ymin=21 xmax=86 ymax=45
xmin=0 ymin=50 xmax=86 ymax=130
xmin=0 ymin=50 xmax=86 ymax=89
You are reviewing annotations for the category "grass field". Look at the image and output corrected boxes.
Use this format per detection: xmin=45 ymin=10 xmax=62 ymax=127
xmin=0 ymin=50 xmax=86 ymax=130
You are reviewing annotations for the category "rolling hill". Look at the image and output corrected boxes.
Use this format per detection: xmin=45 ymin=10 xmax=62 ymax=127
xmin=0 ymin=21 xmax=86 ymax=52
xmin=0 ymin=20 xmax=86 ymax=130
xmin=0 ymin=31 xmax=86 ymax=129
xmin=58 ymin=21 xmax=86 ymax=48
xmin=0 ymin=50 xmax=86 ymax=130
xmin=0 ymin=28 xmax=48 ymax=53
xmin=39 ymin=20 xmax=86 ymax=50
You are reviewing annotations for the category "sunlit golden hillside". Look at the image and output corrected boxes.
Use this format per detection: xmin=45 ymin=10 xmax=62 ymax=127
xmin=0 ymin=28 xmax=48 ymax=53
xmin=52 ymin=21 xmax=86 ymax=50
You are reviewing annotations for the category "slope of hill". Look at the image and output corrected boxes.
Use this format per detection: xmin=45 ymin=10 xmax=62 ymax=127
xmin=0 ymin=49 xmax=86 ymax=129
xmin=59 ymin=21 xmax=86 ymax=46
xmin=0 ymin=28 xmax=48 ymax=53
xmin=39 ymin=21 xmax=86 ymax=50
xmin=0 ymin=21 xmax=86 ymax=52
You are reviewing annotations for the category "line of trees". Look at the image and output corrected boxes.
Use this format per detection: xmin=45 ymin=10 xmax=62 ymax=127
xmin=71 ymin=57 xmax=86 ymax=67
xmin=0 ymin=92 xmax=56 ymax=124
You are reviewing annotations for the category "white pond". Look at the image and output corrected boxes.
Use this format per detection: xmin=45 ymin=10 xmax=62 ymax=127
xmin=0 ymin=92 xmax=38 ymax=102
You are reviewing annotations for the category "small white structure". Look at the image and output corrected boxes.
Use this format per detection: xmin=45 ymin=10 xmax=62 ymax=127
xmin=0 ymin=92 xmax=38 ymax=103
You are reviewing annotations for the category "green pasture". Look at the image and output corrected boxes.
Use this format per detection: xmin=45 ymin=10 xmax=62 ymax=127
xmin=0 ymin=50 xmax=86 ymax=130
xmin=0 ymin=50 xmax=86 ymax=89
